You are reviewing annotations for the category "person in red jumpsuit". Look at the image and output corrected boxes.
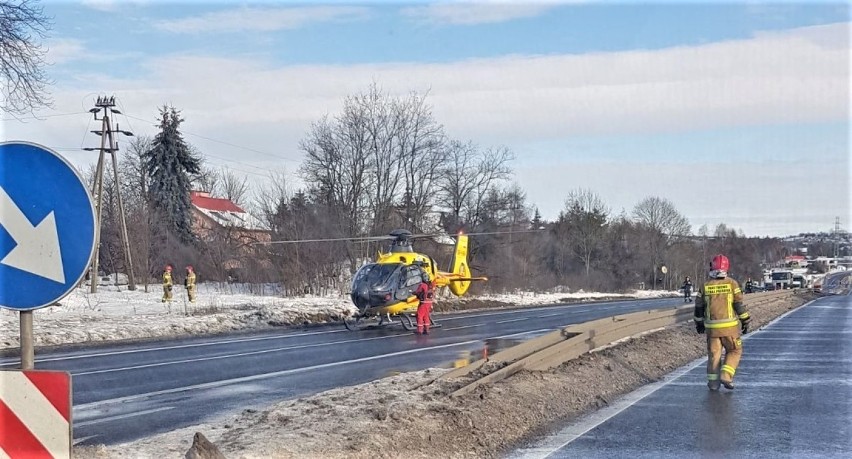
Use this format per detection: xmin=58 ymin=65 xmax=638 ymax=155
xmin=415 ymin=272 xmax=435 ymax=335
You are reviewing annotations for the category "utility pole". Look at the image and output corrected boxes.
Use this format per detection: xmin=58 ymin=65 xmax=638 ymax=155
xmin=834 ymin=216 xmax=841 ymax=260
xmin=84 ymin=96 xmax=137 ymax=292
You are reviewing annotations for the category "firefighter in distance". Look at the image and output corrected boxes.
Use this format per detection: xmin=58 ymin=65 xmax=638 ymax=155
xmin=162 ymin=265 xmax=174 ymax=303
xmin=185 ymin=266 xmax=197 ymax=303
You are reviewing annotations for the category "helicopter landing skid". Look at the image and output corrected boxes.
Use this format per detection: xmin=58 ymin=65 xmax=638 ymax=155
xmin=399 ymin=313 xmax=442 ymax=332
xmin=343 ymin=313 xmax=395 ymax=331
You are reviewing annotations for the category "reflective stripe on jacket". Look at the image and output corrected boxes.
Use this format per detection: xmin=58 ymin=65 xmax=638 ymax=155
xmin=694 ymin=277 xmax=748 ymax=337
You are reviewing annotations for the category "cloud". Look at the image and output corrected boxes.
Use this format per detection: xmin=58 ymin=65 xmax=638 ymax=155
xmin=515 ymin=159 xmax=849 ymax=237
xmin=44 ymin=38 xmax=144 ymax=67
xmin=401 ymin=1 xmax=557 ymax=25
xmin=80 ymin=0 xmax=118 ymax=12
xmin=100 ymin=21 xmax=848 ymax=142
xmin=154 ymin=6 xmax=370 ymax=33
xmin=7 ymin=22 xmax=849 ymax=236
xmin=45 ymin=39 xmax=87 ymax=65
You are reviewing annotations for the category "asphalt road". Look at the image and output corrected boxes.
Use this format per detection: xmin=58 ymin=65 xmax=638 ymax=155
xmin=0 ymin=297 xmax=681 ymax=446
xmin=512 ymin=292 xmax=852 ymax=459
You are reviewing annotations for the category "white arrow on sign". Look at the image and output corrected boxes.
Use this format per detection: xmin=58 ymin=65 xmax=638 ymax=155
xmin=0 ymin=185 xmax=66 ymax=284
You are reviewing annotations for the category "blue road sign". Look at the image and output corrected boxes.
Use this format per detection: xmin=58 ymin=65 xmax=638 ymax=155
xmin=0 ymin=142 xmax=96 ymax=311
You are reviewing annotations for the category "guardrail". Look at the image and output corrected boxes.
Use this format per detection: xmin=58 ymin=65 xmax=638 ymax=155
xmin=444 ymin=289 xmax=794 ymax=397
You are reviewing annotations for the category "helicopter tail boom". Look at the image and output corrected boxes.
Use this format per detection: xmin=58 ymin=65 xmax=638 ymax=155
xmin=447 ymin=233 xmax=474 ymax=295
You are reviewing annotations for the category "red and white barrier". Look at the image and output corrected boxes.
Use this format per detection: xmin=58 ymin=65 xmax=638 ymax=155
xmin=0 ymin=370 xmax=71 ymax=459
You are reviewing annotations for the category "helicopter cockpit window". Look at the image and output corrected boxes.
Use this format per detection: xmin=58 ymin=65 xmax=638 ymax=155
xmin=403 ymin=266 xmax=423 ymax=288
xmin=352 ymin=263 xmax=402 ymax=290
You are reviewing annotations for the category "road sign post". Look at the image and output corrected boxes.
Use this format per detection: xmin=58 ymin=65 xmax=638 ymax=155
xmin=0 ymin=142 xmax=96 ymax=369
xmin=20 ymin=311 xmax=33 ymax=370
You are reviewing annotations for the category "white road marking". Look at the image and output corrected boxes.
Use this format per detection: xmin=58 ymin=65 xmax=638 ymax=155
xmin=743 ymin=337 xmax=841 ymax=341
xmin=511 ymin=297 xmax=821 ymax=458
xmin=74 ymin=340 xmax=479 ymax=411
xmin=665 ymin=379 xmax=852 ymax=388
xmin=442 ymin=324 xmax=481 ymax=331
xmin=493 ymin=329 xmax=553 ymax=339
xmin=496 ymin=317 xmax=528 ymax=324
xmin=72 ymin=333 xmax=409 ymax=376
xmin=750 ymin=330 xmax=852 ymax=334
xmin=510 ymin=357 xmax=708 ymax=459
xmin=0 ymin=328 xmax=351 ymax=367
xmin=74 ymin=407 xmax=174 ymax=427
xmin=72 ymin=436 xmax=99 ymax=446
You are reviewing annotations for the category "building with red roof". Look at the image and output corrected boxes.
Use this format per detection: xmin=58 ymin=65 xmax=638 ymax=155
xmin=190 ymin=191 xmax=271 ymax=273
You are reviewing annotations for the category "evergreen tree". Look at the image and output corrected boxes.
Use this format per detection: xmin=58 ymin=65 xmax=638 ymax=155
xmin=531 ymin=207 xmax=543 ymax=228
xmin=144 ymin=106 xmax=201 ymax=243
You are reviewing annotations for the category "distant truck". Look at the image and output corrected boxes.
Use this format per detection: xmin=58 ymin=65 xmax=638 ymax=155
xmin=769 ymin=269 xmax=794 ymax=290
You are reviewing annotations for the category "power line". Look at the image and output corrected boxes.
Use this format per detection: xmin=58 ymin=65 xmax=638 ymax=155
xmin=74 ymin=107 xmax=274 ymax=178
xmin=121 ymin=113 xmax=301 ymax=164
xmin=1 ymin=111 xmax=88 ymax=122
xmin=117 ymin=111 xmax=301 ymax=181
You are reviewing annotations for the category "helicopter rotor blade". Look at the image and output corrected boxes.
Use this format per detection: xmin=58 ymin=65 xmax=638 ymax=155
xmin=255 ymin=235 xmax=393 ymax=245
xmin=255 ymin=228 xmax=546 ymax=246
xmin=452 ymin=228 xmax=547 ymax=237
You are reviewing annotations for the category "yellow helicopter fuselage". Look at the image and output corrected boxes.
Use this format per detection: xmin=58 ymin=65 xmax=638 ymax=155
xmin=349 ymin=234 xmax=482 ymax=318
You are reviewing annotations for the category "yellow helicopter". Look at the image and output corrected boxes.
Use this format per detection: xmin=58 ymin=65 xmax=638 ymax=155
xmin=261 ymin=228 xmax=488 ymax=331
xmin=345 ymin=229 xmax=486 ymax=331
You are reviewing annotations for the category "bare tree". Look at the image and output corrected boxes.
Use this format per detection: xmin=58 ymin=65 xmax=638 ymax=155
xmin=120 ymin=136 xmax=154 ymax=290
xmin=217 ymin=168 xmax=249 ymax=207
xmin=632 ymin=196 xmax=692 ymax=289
xmin=436 ymin=141 xmax=513 ymax=230
xmin=254 ymin=169 xmax=291 ymax=229
xmin=0 ymin=0 xmax=51 ymax=115
xmin=300 ymin=114 xmax=369 ymax=241
xmin=193 ymin=165 xmax=220 ymax=195
xmin=300 ymin=84 xmax=448 ymax=254
xmin=396 ymin=90 xmax=446 ymax=231
xmin=558 ymin=189 xmax=610 ymax=278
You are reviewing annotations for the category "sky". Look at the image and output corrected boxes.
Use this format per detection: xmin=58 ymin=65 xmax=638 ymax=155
xmin=2 ymin=0 xmax=850 ymax=237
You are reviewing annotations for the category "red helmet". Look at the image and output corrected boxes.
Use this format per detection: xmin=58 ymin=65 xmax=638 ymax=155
xmin=711 ymin=254 xmax=730 ymax=272
xmin=165 ymin=265 xmax=172 ymax=272
xmin=186 ymin=265 xmax=194 ymax=272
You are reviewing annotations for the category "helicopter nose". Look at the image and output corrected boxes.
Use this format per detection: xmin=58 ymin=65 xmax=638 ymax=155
xmin=352 ymin=289 xmax=371 ymax=310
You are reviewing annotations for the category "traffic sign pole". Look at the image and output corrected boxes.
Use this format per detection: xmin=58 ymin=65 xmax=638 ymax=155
xmin=20 ymin=311 xmax=34 ymax=370
xmin=0 ymin=141 xmax=97 ymax=373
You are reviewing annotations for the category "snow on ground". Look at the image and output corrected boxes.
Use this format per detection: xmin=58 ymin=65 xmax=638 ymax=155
xmin=0 ymin=283 xmax=679 ymax=350
xmin=470 ymin=288 xmax=679 ymax=306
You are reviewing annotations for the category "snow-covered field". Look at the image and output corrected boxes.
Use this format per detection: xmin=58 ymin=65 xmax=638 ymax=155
xmin=0 ymin=283 xmax=679 ymax=350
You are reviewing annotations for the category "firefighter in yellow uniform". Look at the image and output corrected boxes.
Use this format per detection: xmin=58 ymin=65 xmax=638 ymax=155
xmin=185 ymin=265 xmax=197 ymax=303
xmin=162 ymin=265 xmax=174 ymax=302
xmin=694 ymin=254 xmax=751 ymax=390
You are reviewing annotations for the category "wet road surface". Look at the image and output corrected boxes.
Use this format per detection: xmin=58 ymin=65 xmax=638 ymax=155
xmin=512 ymin=293 xmax=852 ymax=459
xmin=0 ymin=297 xmax=680 ymax=445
